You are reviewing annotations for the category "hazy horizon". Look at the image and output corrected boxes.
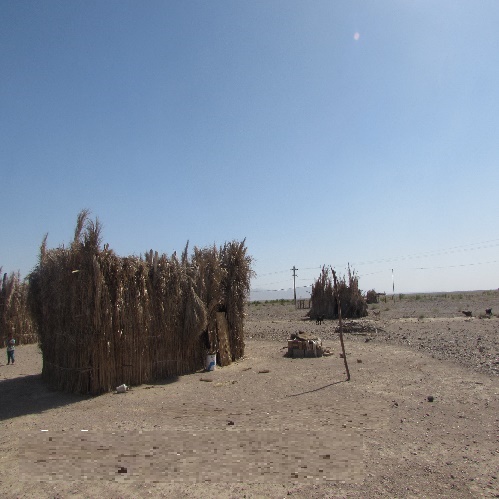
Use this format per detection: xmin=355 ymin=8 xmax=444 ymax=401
xmin=249 ymin=286 xmax=498 ymax=302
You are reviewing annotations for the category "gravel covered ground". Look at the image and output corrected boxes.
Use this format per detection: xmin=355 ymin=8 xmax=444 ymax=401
xmin=245 ymin=290 xmax=499 ymax=377
xmin=0 ymin=290 xmax=498 ymax=498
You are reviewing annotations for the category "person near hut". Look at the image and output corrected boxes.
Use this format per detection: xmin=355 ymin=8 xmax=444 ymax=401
xmin=7 ymin=334 xmax=15 ymax=365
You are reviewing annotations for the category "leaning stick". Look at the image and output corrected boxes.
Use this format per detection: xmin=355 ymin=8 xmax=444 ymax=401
xmin=332 ymin=268 xmax=350 ymax=381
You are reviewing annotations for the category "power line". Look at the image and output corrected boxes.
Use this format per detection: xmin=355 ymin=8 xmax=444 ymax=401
xmin=251 ymin=237 xmax=499 ymax=283
xmin=411 ymin=259 xmax=499 ymax=270
xmin=250 ymin=260 xmax=499 ymax=293
xmin=349 ymin=240 xmax=499 ymax=267
xmin=256 ymin=269 xmax=293 ymax=278
xmin=357 ymin=270 xmax=386 ymax=277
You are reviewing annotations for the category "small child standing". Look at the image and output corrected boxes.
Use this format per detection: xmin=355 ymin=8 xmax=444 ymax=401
xmin=7 ymin=335 xmax=15 ymax=365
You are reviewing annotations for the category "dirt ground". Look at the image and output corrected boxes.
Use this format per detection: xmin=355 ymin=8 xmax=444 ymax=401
xmin=1 ymin=291 xmax=498 ymax=498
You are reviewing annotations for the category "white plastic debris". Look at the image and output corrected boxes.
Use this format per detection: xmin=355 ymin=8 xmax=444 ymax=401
xmin=116 ymin=384 xmax=128 ymax=393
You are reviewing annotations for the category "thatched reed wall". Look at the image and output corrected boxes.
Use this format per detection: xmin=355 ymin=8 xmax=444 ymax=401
xmin=309 ymin=265 xmax=367 ymax=320
xmin=0 ymin=270 xmax=38 ymax=346
xmin=28 ymin=211 xmax=253 ymax=395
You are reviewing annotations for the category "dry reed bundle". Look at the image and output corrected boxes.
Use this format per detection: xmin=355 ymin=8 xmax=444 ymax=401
xmin=191 ymin=245 xmax=225 ymax=359
xmin=365 ymin=289 xmax=378 ymax=304
xmin=309 ymin=265 xmax=367 ymax=320
xmin=219 ymin=240 xmax=254 ymax=361
xmin=28 ymin=211 xmax=108 ymax=393
xmin=147 ymin=252 xmax=184 ymax=379
xmin=0 ymin=270 xmax=38 ymax=346
xmin=338 ymin=265 xmax=368 ymax=318
xmin=28 ymin=210 xmax=252 ymax=394
xmin=309 ymin=266 xmax=336 ymax=319
xmin=147 ymin=248 xmax=208 ymax=379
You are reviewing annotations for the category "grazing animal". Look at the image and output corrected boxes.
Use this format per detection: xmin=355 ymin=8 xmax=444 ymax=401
xmin=316 ymin=315 xmax=324 ymax=325
xmin=462 ymin=310 xmax=472 ymax=318
xmin=485 ymin=308 xmax=492 ymax=315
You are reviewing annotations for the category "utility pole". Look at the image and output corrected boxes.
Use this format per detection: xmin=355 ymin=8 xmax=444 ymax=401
xmin=291 ymin=266 xmax=298 ymax=306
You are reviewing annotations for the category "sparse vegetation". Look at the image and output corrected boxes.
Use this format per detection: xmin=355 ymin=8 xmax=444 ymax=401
xmin=248 ymin=299 xmax=293 ymax=306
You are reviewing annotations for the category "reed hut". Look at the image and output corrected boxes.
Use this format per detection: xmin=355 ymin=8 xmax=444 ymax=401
xmin=28 ymin=210 xmax=253 ymax=395
xmin=309 ymin=265 xmax=367 ymax=320
xmin=0 ymin=270 xmax=38 ymax=346
xmin=365 ymin=289 xmax=379 ymax=304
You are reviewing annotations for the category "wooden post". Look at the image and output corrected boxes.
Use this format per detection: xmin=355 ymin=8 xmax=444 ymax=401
xmin=291 ymin=266 xmax=298 ymax=307
xmin=332 ymin=268 xmax=350 ymax=381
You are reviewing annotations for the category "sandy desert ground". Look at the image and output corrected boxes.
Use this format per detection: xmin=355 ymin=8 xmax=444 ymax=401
xmin=0 ymin=291 xmax=498 ymax=498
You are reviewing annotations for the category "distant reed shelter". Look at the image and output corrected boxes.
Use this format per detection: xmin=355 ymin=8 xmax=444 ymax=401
xmin=28 ymin=210 xmax=253 ymax=395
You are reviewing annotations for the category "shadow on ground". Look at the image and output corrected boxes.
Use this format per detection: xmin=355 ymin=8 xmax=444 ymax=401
xmin=0 ymin=373 xmax=180 ymax=421
xmin=0 ymin=374 xmax=85 ymax=421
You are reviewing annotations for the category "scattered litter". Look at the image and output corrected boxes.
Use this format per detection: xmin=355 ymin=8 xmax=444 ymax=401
xmin=200 ymin=377 xmax=213 ymax=382
xmin=258 ymin=369 xmax=270 ymax=374
xmin=116 ymin=384 xmax=128 ymax=393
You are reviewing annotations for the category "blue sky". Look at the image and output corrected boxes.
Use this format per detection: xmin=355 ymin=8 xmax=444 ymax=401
xmin=1 ymin=1 xmax=499 ymax=298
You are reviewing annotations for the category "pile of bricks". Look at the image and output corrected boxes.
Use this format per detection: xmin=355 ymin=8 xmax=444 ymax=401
xmin=287 ymin=333 xmax=323 ymax=358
